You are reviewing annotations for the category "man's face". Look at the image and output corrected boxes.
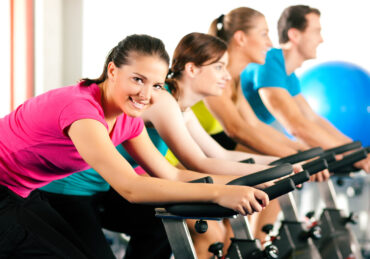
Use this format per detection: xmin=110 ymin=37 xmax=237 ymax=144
xmin=296 ymin=13 xmax=324 ymax=60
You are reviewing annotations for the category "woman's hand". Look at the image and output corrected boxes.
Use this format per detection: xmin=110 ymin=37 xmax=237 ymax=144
xmin=214 ymin=185 xmax=269 ymax=215
xmin=309 ymin=169 xmax=330 ymax=182
xmin=354 ymin=155 xmax=370 ymax=173
xmin=253 ymin=180 xmax=273 ymax=189
xmin=292 ymin=164 xmax=303 ymax=174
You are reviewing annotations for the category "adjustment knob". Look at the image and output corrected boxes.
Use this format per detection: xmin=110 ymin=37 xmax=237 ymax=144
xmin=195 ymin=220 xmax=208 ymax=234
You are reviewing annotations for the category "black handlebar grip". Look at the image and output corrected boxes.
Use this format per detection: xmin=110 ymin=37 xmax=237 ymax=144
xmin=287 ymin=170 xmax=310 ymax=185
xmin=227 ymin=163 xmax=293 ymax=186
xmin=263 ymin=178 xmax=296 ymax=200
xmin=269 ymin=147 xmax=324 ymax=165
xmin=320 ymin=152 xmax=336 ymax=163
xmin=239 ymin=158 xmax=256 ymax=164
xmin=189 ymin=176 xmax=214 ymax=184
xmin=165 ymin=179 xmax=296 ymax=218
xmin=328 ymin=149 xmax=367 ymax=172
xmin=165 ymin=203 xmax=237 ymax=218
xmin=302 ymin=158 xmax=328 ymax=175
xmin=324 ymin=141 xmax=362 ymax=155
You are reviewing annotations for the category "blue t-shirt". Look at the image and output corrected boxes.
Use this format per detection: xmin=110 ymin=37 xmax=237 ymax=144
xmin=240 ymin=48 xmax=301 ymax=124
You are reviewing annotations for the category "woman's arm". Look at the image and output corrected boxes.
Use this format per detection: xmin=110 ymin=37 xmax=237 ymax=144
xmin=204 ymin=87 xmax=301 ymax=157
xmin=142 ymin=91 xmax=271 ymax=175
xmin=184 ymin=110 xmax=278 ymax=165
xmin=68 ymin=118 xmax=269 ymax=214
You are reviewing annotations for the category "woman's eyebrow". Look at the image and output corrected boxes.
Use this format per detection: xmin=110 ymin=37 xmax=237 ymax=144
xmin=132 ymin=72 xmax=147 ymax=80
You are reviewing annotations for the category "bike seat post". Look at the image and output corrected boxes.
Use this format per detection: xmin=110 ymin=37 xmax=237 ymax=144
xmin=229 ymin=214 xmax=254 ymax=240
xmin=155 ymin=208 xmax=198 ymax=259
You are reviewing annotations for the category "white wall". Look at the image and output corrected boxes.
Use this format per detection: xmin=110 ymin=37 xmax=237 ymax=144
xmin=35 ymin=0 xmax=82 ymax=95
xmin=1 ymin=0 xmax=369 ymax=116
xmin=0 ymin=1 xmax=10 ymax=117
xmin=81 ymin=0 xmax=370 ymax=78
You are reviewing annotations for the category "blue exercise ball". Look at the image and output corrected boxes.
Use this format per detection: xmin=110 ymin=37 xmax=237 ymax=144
xmin=300 ymin=61 xmax=370 ymax=146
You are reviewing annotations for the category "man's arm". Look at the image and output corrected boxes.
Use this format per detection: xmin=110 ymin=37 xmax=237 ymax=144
xmin=259 ymin=88 xmax=346 ymax=149
xmin=294 ymin=94 xmax=352 ymax=143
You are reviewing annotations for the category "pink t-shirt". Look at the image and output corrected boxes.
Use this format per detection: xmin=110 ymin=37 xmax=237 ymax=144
xmin=0 ymin=83 xmax=144 ymax=198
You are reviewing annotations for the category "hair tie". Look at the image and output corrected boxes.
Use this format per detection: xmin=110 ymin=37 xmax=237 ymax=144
xmin=167 ymin=68 xmax=175 ymax=79
xmin=216 ymin=14 xmax=225 ymax=31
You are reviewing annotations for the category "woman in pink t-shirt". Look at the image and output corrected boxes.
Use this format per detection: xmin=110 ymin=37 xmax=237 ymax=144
xmin=0 ymin=34 xmax=269 ymax=258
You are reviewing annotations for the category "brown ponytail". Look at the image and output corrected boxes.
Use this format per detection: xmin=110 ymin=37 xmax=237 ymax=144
xmin=209 ymin=7 xmax=264 ymax=43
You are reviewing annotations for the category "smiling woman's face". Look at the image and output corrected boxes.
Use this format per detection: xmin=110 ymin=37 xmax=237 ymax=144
xmin=108 ymin=54 xmax=169 ymax=117
xmin=192 ymin=52 xmax=231 ymax=97
xmin=243 ymin=15 xmax=273 ymax=64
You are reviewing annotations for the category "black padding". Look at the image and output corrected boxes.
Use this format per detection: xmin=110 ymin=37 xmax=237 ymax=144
xmin=324 ymin=141 xmax=362 ymax=155
xmin=329 ymin=149 xmax=367 ymax=172
xmin=320 ymin=152 xmax=336 ymax=163
xmin=288 ymin=170 xmax=310 ymax=185
xmin=227 ymin=164 xmax=292 ymax=186
xmin=189 ymin=176 xmax=214 ymax=184
xmin=165 ymin=178 xmax=295 ymax=218
xmin=165 ymin=203 xmax=236 ymax=218
xmin=239 ymin=158 xmax=255 ymax=164
xmin=263 ymin=178 xmax=295 ymax=200
xmin=269 ymin=147 xmax=324 ymax=165
xmin=302 ymin=158 xmax=328 ymax=175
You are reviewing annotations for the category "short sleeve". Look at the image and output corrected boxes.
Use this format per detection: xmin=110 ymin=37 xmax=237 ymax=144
xmin=59 ymin=99 xmax=107 ymax=133
xmin=254 ymin=49 xmax=287 ymax=90
xmin=290 ymin=73 xmax=301 ymax=96
xmin=128 ymin=117 xmax=144 ymax=139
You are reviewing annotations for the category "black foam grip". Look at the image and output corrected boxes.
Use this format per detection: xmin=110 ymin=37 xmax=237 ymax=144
xmin=302 ymin=158 xmax=328 ymax=175
xmin=165 ymin=179 xmax=295 ymax=218
xmin=165 ymin=203 xmax=236 ymax=218
xmin=189 ymin=176 xmax=214 ymax=184
xmin=329 ymin=149 xmax=367 ymax=172
xmin=227 ymin=164 xmax=292 ymax=186
xmin=269 ymin=147 xmax=323 ymax=165
xmin=320 ymin=152 xmax=336 ymax=163
xmin=324 ymin=141 xmax=362 ymax=155
xmin=263 ymin=178 xmax=296 ymax=200
xmin=287 ymin=170 xmax=310 ymax=185
xmin=239 ymin=158 xmax=256 ymax=164
xmin=332 ymin=165 xmax=360 ymax=175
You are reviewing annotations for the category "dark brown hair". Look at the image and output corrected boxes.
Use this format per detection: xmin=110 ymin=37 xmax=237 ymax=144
xmin=82 ymin=34 xmax=169 ymax=86
xmin=166 ymin=32 xmax=227 ymax=99
xmin=209 ymin=7 xmax=263 ymax=44
xmin=278 ymin=5 xmax=321 ymax=44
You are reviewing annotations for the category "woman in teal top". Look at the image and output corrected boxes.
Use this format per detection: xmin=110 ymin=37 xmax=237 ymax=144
xmin=40 ymin=33 xmax=286 ymax=259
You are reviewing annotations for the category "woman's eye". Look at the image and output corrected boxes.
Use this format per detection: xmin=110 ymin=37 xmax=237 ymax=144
xmin=153 ymin=84 xmax=163 ymax=90
xmin=133 ymin=77 xmax=143 ymax=84
xmin=215 ymin=65 xmax=223 ymax=70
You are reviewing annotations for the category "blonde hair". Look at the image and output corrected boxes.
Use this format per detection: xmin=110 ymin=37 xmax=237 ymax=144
xmin=209 ymin=7 xmax=263 ymax=43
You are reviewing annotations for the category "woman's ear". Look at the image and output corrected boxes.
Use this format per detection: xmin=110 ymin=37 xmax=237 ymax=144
xmin=184 ymin=62 xmax=200 ymax=78
xmin=107 ymin=61 xmax=116 ymax=81
xmin=232 ymin=30 xmax=247 ymax=47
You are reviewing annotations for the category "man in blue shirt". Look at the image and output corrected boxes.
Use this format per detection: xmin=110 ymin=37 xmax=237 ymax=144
xmin=241 ymin=5 xmax=369 ymax=171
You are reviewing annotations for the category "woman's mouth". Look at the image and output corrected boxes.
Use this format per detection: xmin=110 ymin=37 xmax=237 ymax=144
xmin=130 ymin=97 xmax=148 ymax=110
